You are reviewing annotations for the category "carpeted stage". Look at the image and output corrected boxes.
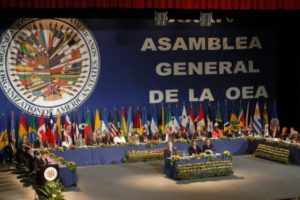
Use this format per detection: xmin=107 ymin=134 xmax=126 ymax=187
xmin=61 ymin=155 xmax=300 ymax=200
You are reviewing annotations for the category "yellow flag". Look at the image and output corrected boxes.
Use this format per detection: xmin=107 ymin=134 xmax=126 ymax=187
xmin=56 ymin=113 xmax=62 ymax=144
xmin=18 ymin=113 xmax=27 ymax=144
xmin=0 ymin=130 xmax=8 ymax=149
xmin=94 ymin=109 xmax=101 ymax=135
xmin=263 ymin=101 xmax=269 ymax=126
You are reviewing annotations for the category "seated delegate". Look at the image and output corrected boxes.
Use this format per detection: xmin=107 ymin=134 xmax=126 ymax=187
xmin=113 ymin=131 xmax=126 ymax=145
xmin=164 ymin=141 xmax=177 ymax=158
xmin=202 ymin=138 xmax=215 ymax=153
xmin=188 ymin=140 xmax=202 ymax=156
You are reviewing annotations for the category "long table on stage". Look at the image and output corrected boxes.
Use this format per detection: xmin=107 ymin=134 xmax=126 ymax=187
xmin=59 ymin=165 xmax=78 ymax=187
xmin=52 ymin=138 xmax=249 ymax=166
xmin=52 ymin=138 xmax=300 ymax=167
xmin=249 ymin=139 xmax=300 ymax=165
xmin=164 ymin=156 xmax=233 ymax=180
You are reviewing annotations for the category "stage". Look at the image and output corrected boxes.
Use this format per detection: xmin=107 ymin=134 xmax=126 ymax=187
xmin=63 ymin=155 xmax=300 ymax=200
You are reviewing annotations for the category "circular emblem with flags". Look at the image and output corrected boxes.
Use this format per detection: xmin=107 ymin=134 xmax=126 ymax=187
xmin=0 ymin=18 xmax=100 ymax=116
xmin=44 ymin=166 xmax=58 ymax=181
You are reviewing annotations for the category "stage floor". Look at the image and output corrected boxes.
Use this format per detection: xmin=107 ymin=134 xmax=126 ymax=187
xmin=63 ymin=155 xmax=300 ymax=200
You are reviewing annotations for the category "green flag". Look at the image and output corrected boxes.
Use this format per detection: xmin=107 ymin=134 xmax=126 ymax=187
xmin=215 ymin=105 xmax=223 ymax=127
xmin=28 ymin=115 xmax=37 ymax=145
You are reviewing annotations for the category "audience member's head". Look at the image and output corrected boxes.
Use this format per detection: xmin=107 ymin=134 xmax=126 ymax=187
xmin=282 ymin=127 xmax=288 ymax=133
xmin=290 ymin=127 xmax=296 ymax=132
xmin=167 ymin=141 xmax=173 ymax=149
xmin=191 ymin=140 xmax=197 ymax=147
xmin=205 ymin=138 xmax=211 ymax=145
xmin=264 ymin=124 xmax=269 ymax=129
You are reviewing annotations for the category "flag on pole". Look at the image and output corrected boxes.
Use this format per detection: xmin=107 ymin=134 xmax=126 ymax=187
xmin=165 ymin=106 xmax=172 ymax=132
xmin=28 ymin=115 xmax=37 ymax=145
xmin=46 ymin=112 xmax=56 ymax=146
xmin=56 ymin=113 xmax=62 ymax=146
xmin=180 ymin=103 xmax=188 ymax=130
xmin=196 ymin=105 xmax=205 ymax=129
xmin=111 ymin=106 xmax=119 ymax=129
xmin=0 ymin=114 xmax=8 ymax=150
xmin=189 ymin=104 xmax=195 ymax=133
xmin=206 ymin=105 xmax=213 ymax=133
xmin=120 ymin=107 xmax=127 ymax=135
xmin=263 ymin=101 xmax=269 ymax=126
xmin=126 ymin=106 xmax=133 ymax=137
xmin=94 ymin=109 xmax=102 ymax=136
xmin=238 ymin=104 xmax=246 ymax=128
xmin=102 ymin=108 xmax=110 ymax=134
xmin=223 ymin=101 xmax=229 ymax=131
xmin=84 ymin=110 xmax=93 ymax=144
xmin=38 ymin=112 xmax=47 ymax=142
xmin=150 ymin=106 xmax=158 ymax=134
xmin=133 ymin=108 xmax=142 ymax=136
xmin=215 ymin=104 xmax=222 ymax=128
xmin=10 ymin=112 xmax=16 ymax=141
xmin=230 ymin=111 xmax=238 ymax=132
xmin=72 ymin=111 xmax=80 ymax=139
xmin=18 ymin=113 xmax=27 ymax=145
xmin=142 ymin=107 xmax=149 ymax=135
xmin=171 ymin=105 xmax=181 ymax=133
xmin=159 ymin=105 xmax=165 ymax=134
xmin=245 ymin=102 xmax=250 ymax=128
xmin=253 ymin=101 xmax=262 ymax=135
xmin=64 ymin=113 xmax=72 ymax=138
xmin=270 ymin=100 xmax=280 ymax=130
xmin=108 ymin=122 xmax=118 ymax=137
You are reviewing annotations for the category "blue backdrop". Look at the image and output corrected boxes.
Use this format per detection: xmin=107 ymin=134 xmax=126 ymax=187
xmin=0 ymin=18 xmax=277 ymax=117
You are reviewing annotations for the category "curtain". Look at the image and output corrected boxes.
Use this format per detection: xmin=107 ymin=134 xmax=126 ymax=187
xmin=1 ymin=0 xmax=300 ymax=10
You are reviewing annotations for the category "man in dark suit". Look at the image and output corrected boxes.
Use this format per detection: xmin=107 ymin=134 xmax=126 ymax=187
xmin=202 ymin=138 xmax=215 ymax=153
xmin=164 ymin=141 xmax=177 ymax=158
xmin=188 ymin=140 xmax=202 ymax=156
xmin=4 ymin=138 xmax=17 ymax=162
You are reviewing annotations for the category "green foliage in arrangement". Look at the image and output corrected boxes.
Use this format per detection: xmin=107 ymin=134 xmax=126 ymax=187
xmin=254 ymin=144 xmax=290 ymax=164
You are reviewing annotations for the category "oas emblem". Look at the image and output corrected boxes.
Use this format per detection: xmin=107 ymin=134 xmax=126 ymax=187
xmin=0 ymin=18 xmax=100 ymax=116
xmin=44 ymin=166 xmax=58 ymax=181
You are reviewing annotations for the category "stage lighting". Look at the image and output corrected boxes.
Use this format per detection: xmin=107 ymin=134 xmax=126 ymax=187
xmin=200 ymin=12 xmax=212 ymax=26
xmin=155 ymin=11 xmax=168 ymax=26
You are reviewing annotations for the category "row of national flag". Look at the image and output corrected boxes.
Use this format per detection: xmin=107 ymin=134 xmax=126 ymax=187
xmin=0 ymin=100 xmax=280 ymax=150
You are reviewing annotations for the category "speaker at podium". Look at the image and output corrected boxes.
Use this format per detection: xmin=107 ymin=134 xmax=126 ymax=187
xmin=37 ymin=164 xmax=59 ymax=185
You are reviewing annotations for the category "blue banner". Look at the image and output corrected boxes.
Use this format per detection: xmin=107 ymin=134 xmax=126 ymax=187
xmin=0 ymin=18 xmax=277 ymax=117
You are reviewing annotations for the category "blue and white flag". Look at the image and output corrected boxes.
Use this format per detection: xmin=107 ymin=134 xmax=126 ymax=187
xmin=180 ymin=104 xmax=188 ymax=129
xmin=253 ymin=101 xmax=262 ymax=135
xmin=126 ymin=106 xmax=133 ymax=135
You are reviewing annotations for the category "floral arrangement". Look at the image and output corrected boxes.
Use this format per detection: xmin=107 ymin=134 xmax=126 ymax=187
xmin=48 ymin=153 xmax=77 ymax=173
xmin=146 ymin=143 xmax=153 ymax=148
xmin=175 ymin=159 xmax=233 ymax=180
xmin=254 ymin=144 xmax=290 ymax=164
xmin=199 ymin=153 xmax=207 ymax=159
xmin=222 ymin=150 xmax=232 ymax=160
xmin=40 ymin=148 xmax=49 ymax=155
xmin=149 ymin=140 xmax=160 ymax=145
xmin=61 ymin=161 xmax=77 ymax=173
xmin=171 ymin=155 xmax=181 ymax=161
xmin=57 ymin=157 xmax=65 ymax=162
xmin=124 ymin=149 xmax=165 ymax=162
xmin=45 ymin=136 xmax=300 ymax=152
xmin=57 ymin=147 xmax=65 ymax=152
xmin=265 ymin=139 xmax=300 ymax=150
xmin=36 ymin=180 xmax=64 ymax=200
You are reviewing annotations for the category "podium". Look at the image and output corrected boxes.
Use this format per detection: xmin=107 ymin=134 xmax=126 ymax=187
xmin=37 ymin=164 xmax=59 ymax=185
